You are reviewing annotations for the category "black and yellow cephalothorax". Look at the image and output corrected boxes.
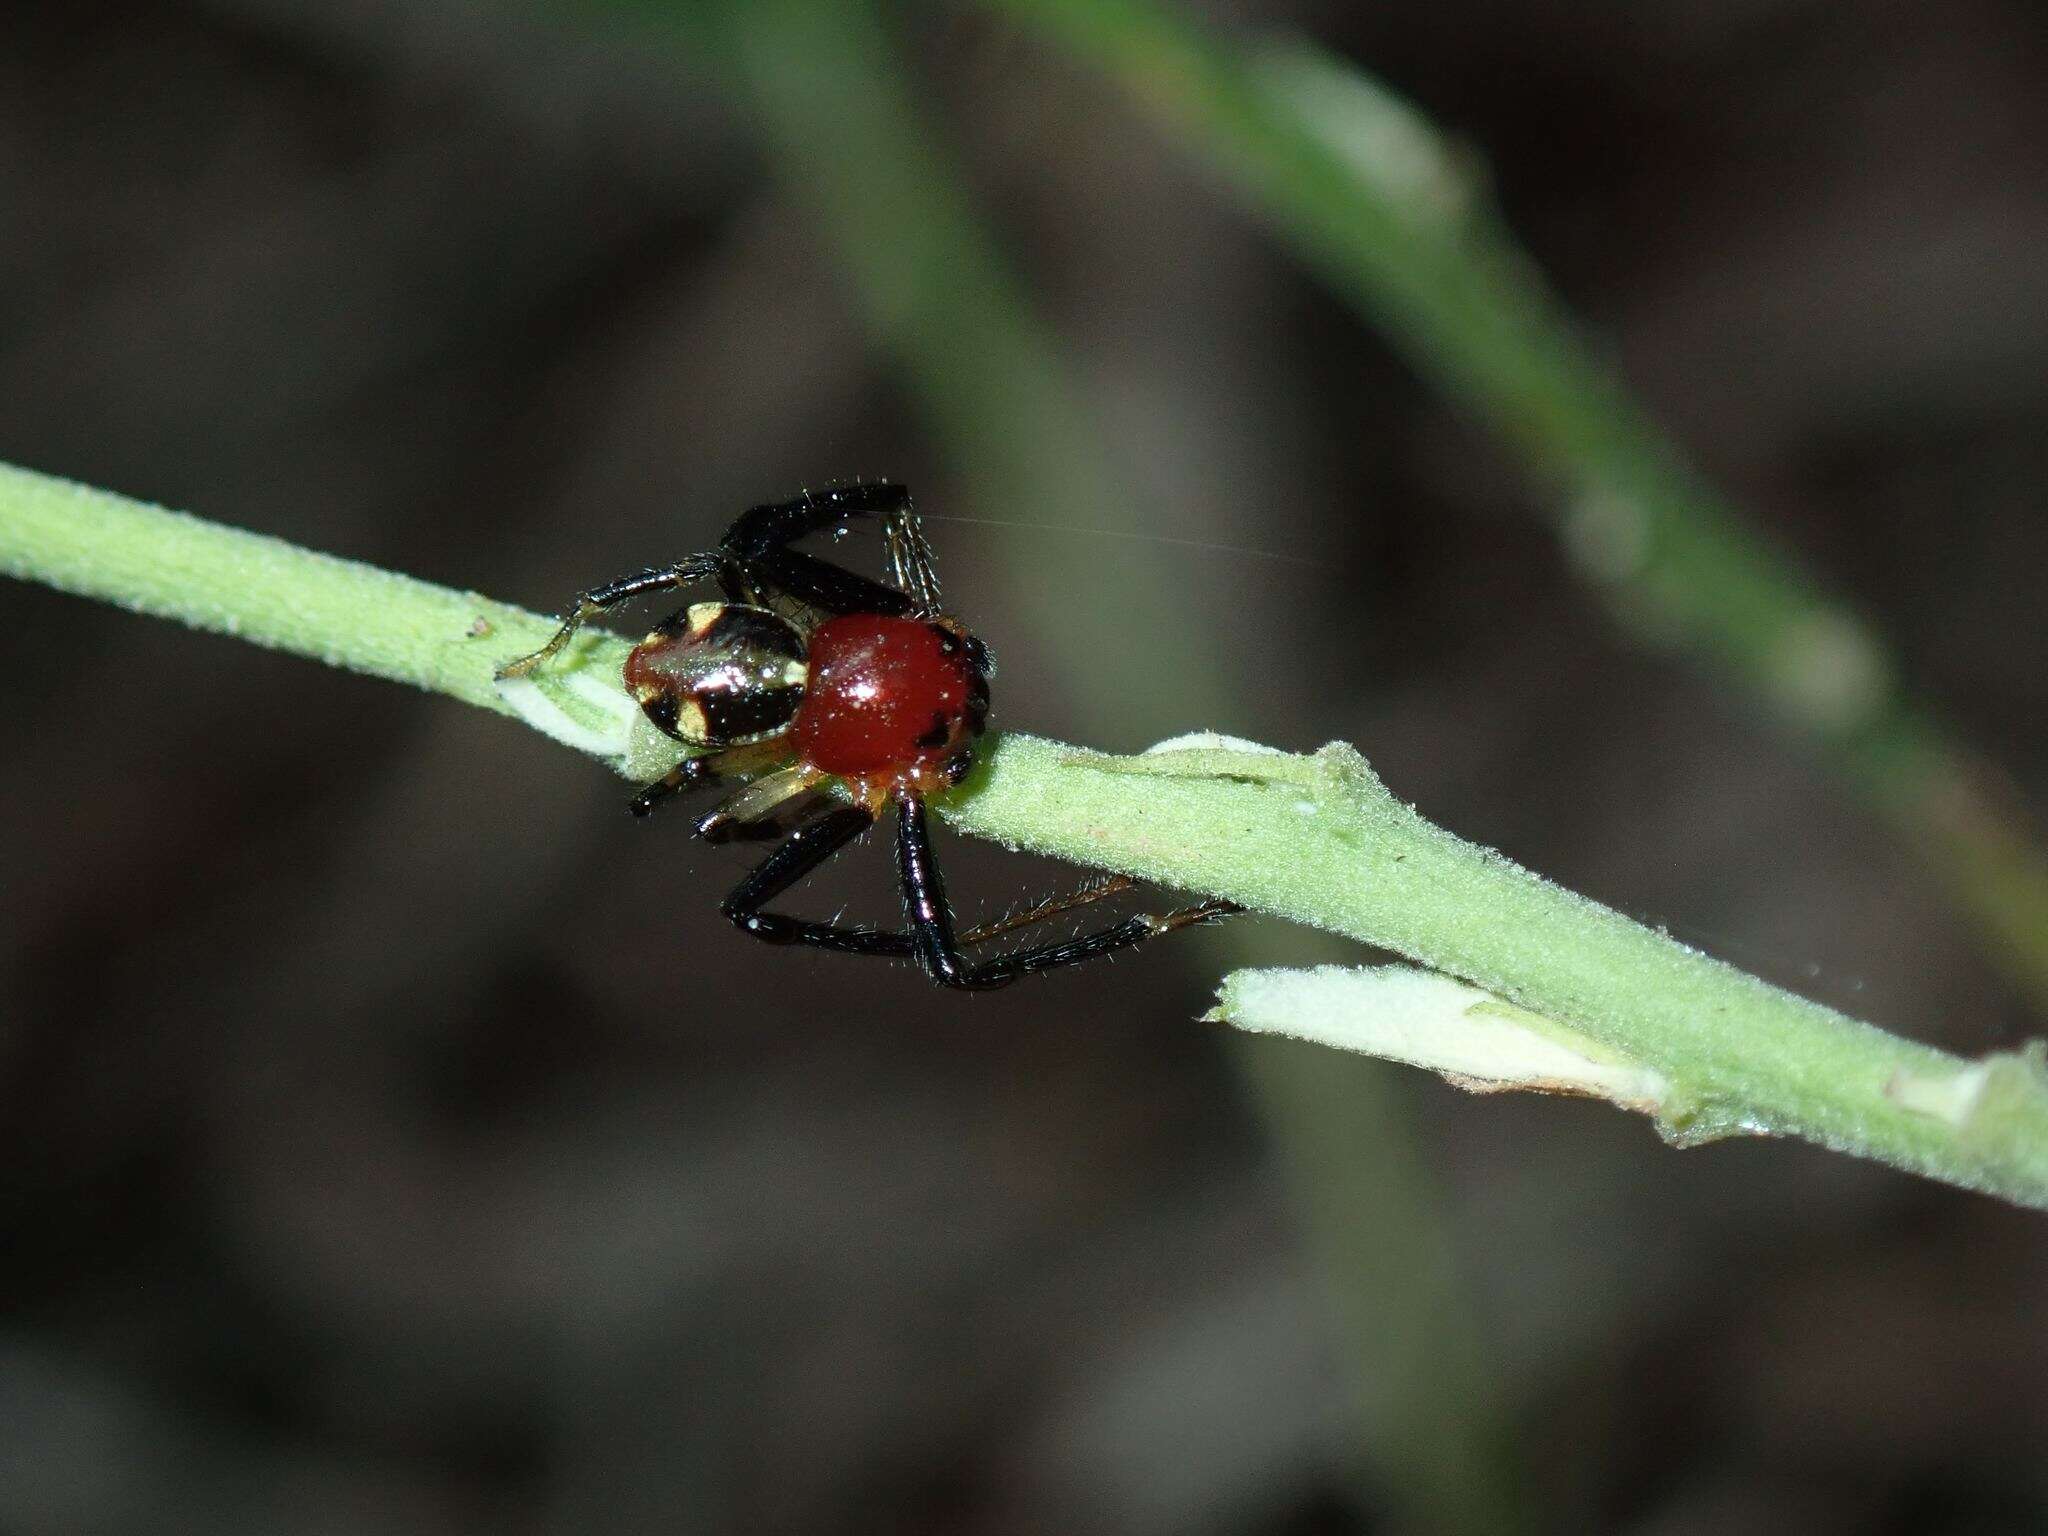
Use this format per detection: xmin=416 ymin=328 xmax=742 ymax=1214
xmin=623 ymin=602 xmax=808 ymax=746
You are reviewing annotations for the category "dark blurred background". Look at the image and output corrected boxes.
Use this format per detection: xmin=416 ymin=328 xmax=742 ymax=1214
xmin=3 ymin=1 xmax=2046 ymax=1532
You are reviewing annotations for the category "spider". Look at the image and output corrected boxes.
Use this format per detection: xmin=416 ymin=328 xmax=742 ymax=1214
xmin=497 ymin=482 xmax=1239 ymax=989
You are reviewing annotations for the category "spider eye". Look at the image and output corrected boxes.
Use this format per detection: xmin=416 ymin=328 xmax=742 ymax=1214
xmin=626 ymin=603 xmax=808 ymax=746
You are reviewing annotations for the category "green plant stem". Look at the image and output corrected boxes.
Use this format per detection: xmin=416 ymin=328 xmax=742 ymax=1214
xmin=978 ymin=0 xmax=2048 ymax=1012
xmin=0 ymin=465 xmax=542 ymax=718
xmin=964 ymin=739 xmax=2048 ymax=1207
xmin=6 ymin=458 xmax=2045 ymax=1210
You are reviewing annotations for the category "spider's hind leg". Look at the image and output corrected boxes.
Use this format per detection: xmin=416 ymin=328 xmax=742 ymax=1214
xmin=719 ymin=805 xmax=921 ymax=959
xmin=895 ymin=796 xmax=1241 ymax=990
xmin=710 ymin=790 xmax=1238 ymax=983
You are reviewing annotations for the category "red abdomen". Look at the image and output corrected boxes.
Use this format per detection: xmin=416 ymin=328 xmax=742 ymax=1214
xmin=791 ymin=614 xmax=986 ymax=779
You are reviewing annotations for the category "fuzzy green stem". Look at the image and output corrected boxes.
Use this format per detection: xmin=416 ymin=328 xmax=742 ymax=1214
xmin=956 ymin=738 xmax=2048 ymax=1207
xmin=0 ymin=465 xmax=544 ymax=719
xmin=5 ymin=459 xmax=2045 ymax=1207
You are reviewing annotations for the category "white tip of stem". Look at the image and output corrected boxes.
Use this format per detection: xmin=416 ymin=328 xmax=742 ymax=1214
xmin=1209 ymin=964 xmax=1672 ymax=1115
xmin=1884 ymin=1060 xmax=1994 ymax=1126
xmin=1143 ymin=731 xmax=1288 ymax=757
xmin=494 ymin=673 xmax=639 ymax=762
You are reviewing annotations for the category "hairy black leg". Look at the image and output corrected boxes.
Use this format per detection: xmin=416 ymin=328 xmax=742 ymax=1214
xmin=630 ymin=755 xmax=723 ymax=819
xmin=895 ymin=796 xmax=1242 ymax=990
xmin=495 ymin=555 xmax=733 ymax=680
xmin=721 ymin=482 xmax=943 ymax=619
xmin=628 ymin=742 xmax=776 ymax=819
xmin=957 ymin=877 xmax=1238 ymax=960
xmin=959 ymin=898 xmax=1243 ymax=987
xmin=721 ymin=483 xmax=912 ymax=561
xmin=633 ymin=738 xmax=794 ymax=819
xmin=882 ymin=507 xmax=942 ymax=618
xmin=894 ymin=793 xmax=979 ymax=987
xmin=954 ymin=875 xmax=1139 ymax=947
xmin=748 ymin=547 xmax=917 ymax=619
xmin=710 ymin=795 xmax=1235 ymax=981
xmin=720 ymin=806 xmax=920 ymax=958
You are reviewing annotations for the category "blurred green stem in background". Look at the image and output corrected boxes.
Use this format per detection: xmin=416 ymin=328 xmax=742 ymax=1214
xmin=7 ymin=458 xmax=2046 ymax=1209
xmin=703 ymin=2 xmax=1530 ymax=1529
xmin=718 ymin=0 xmax=1182 ymax=729
xmin=979 ymin=0 xmax=2048 ymax=1013
xmin=1240 ymin=1042 xmax=1528 ymax=1532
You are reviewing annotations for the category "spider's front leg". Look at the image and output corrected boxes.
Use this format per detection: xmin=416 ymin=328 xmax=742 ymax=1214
xmin=721 ymin=482 xmax=942 ymax=620
xmin=495 ymin=554 xmax=734 ymax=681
xmin=721 ymin=482 xmax=912 ymax=561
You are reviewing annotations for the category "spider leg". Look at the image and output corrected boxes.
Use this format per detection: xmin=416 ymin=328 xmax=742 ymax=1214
xmin=722 ymin=483 xmax=911 ymax=560
xmin=722 ymin=482 xmax=943 ymax=619
xmin=693 ymin=764 xmax=835 ymax=845
xmin=954 ymin=875 xmax=1140 ymax=947
xmin=882 ymin=507 xmax=943 ymax=619
xmin=495 ymin=554 xmax=736 ymax=680
xmin=628 ymin=739 xmax=788 ymax=819
xmin=894 ymin=796 xmax=1242 ymax=991
xmin=720 ymin=805 xmax=920 ymax=958
xmin=747 ymin=548 xmax=918 ymax=620
xmin=712 ymin=792 xmax=1236 ymax=981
